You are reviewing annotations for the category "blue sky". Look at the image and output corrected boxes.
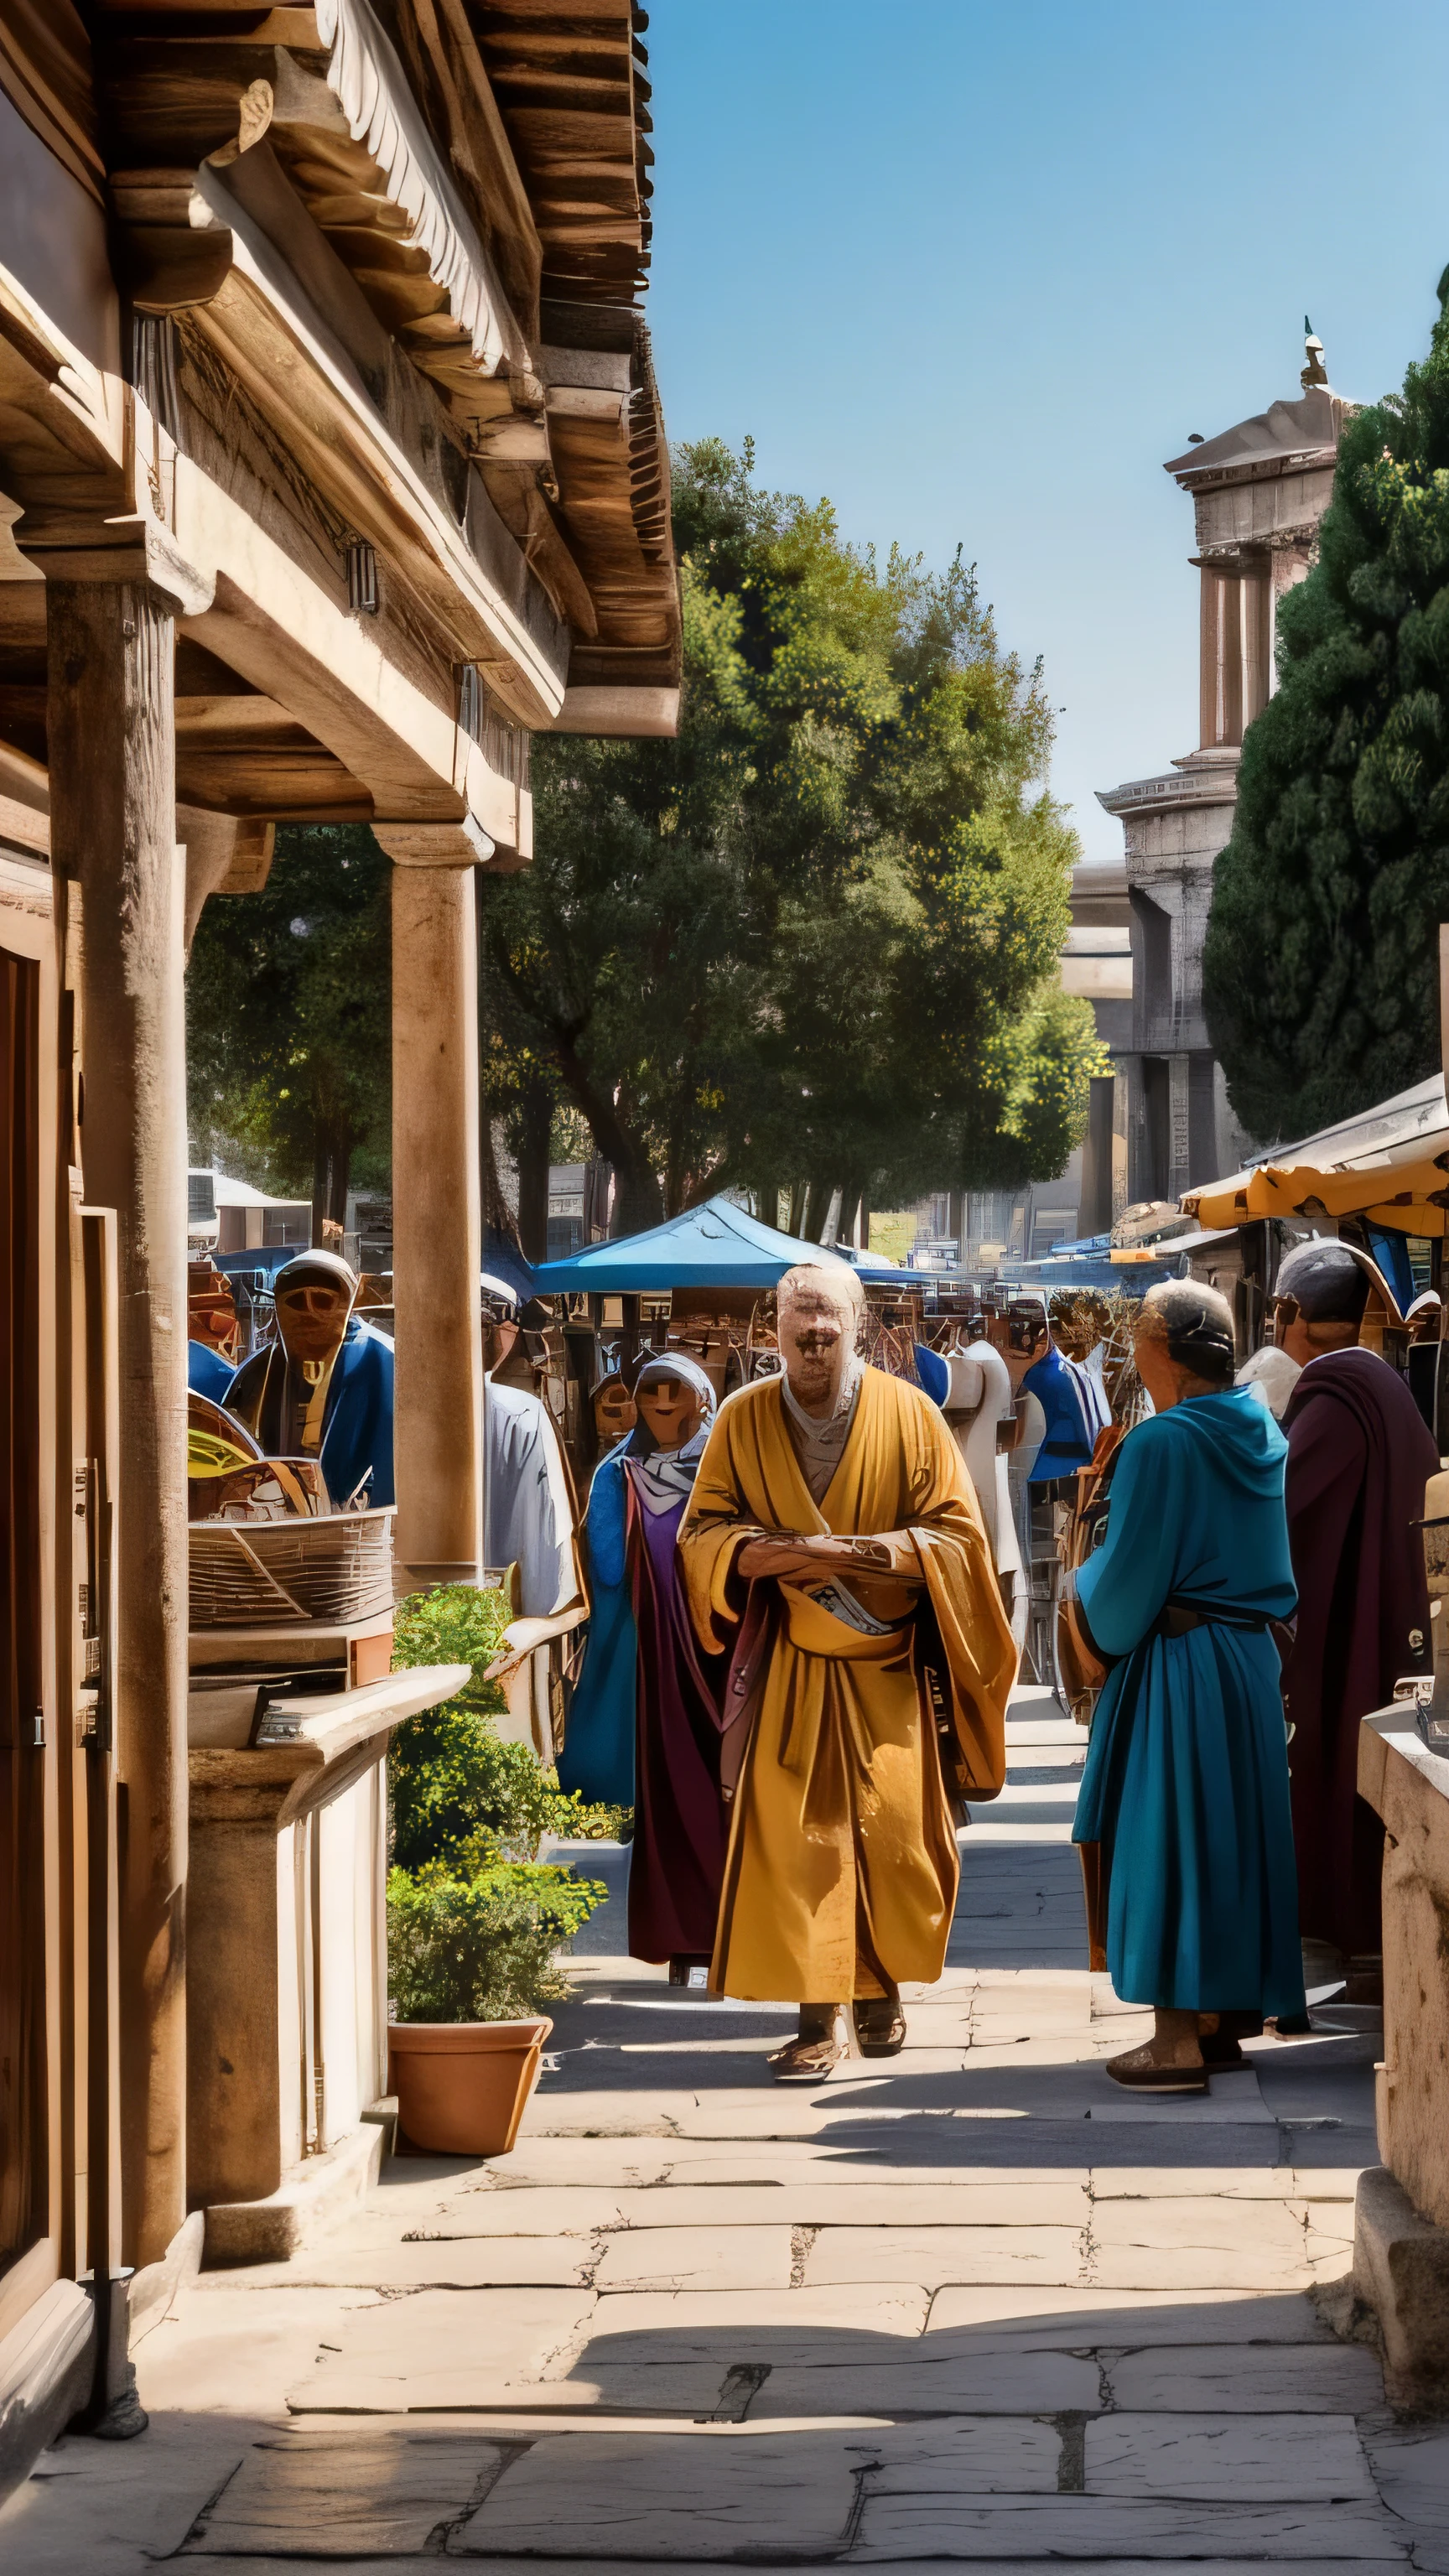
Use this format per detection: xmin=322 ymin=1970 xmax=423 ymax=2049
xmin=644 ymin=1 xmax=1449 ymax=860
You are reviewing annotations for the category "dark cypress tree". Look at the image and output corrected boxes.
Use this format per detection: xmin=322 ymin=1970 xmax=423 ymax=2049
xmin=1204 ymin=274 xmax=1449 ymax=1141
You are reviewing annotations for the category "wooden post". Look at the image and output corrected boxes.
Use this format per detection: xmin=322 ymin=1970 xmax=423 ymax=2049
xmin=1438 ymin=926 xmax=1449 ymax=1313
xmin=381 ymin=840 xmax=485 ymax=1587
xmin=46 ymin=579 xmax=189 ymax=2272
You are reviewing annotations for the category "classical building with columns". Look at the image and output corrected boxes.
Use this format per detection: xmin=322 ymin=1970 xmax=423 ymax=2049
xmin=0 ymin=0 xmax=675 ymax=2489
xmin=1096 ymin=338 xmax=1350 ymax=1203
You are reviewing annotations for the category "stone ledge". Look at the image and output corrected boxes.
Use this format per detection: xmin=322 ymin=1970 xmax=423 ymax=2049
xmin=361 ymin=2092 xmax=399 ymax=2157
xmin=1353 ymin=2163 xmax=1449 ymax=2410
xmin=202 ymin=2120 xmax=384 ymax=2269
xmin=0 ymin=2279 xmax=95 ymax=2506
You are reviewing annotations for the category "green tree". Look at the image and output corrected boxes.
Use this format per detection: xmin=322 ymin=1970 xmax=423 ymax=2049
xmin=1205 ymin=273 xmax=1449 ymax=1140
xmin=482 ymin=441 xmax=1098 ymax=1228
xmin=187 ymin=823 xmax=391 ymax=1232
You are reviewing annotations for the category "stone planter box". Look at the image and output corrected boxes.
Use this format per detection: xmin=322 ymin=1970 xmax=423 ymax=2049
xmin=187 ymin=1660 xmax=468 ymax=2252
xmin=1352 ymin=1708 xmax=1449 ymax=2407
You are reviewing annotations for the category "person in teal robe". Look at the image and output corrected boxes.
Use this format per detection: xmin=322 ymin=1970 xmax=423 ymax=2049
xmin=1072 ymin=1280 xmax=1305 ymax=2090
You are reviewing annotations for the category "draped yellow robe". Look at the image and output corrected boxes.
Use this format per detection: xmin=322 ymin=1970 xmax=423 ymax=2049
xmin=679 ymin=1368 xmax=1015 ymax=2002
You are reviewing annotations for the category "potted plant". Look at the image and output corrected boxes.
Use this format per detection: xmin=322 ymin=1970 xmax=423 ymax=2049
xmin=387 ymin=1859 xmax=604 ymax=2153
xmin=386 ymin=1586 xmax=616 ymax=2154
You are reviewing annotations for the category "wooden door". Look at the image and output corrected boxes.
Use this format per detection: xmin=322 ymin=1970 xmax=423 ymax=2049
xmin=0 ymin=946 xmax=44 ymax=2275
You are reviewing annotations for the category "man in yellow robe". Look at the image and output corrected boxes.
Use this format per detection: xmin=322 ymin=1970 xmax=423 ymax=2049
xmin=679 ymin=1263 xmax=1015 ymax=2079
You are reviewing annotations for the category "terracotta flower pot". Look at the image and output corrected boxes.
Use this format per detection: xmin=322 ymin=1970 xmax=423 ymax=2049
xmin=387 ymin=2016 xmax=553 ymax=2156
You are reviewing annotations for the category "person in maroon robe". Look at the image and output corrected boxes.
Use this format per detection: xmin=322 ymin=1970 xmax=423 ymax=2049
xmin=1277 ymin=1241 xmax=1437 ymax=1965
xmin=622 ymin=1354 xmax=730 ymax=1982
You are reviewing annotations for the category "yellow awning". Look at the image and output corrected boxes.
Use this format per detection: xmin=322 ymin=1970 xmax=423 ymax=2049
xmin=1182 ymin=1151 xmax=1449 ymax=1234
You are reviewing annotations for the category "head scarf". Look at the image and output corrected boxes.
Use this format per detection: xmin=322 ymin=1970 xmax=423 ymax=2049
xmin=1165 ymin=1311 xmax=1236 ymax=1374
xmin=273 ymin=1249 xmax=358 ymax=1305
xmin=626 ymin=1352 xmax=718 ymax=1514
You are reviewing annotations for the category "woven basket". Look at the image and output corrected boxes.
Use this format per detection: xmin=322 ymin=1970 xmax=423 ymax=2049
xmin=189 ymin=1508 xmax=395 ymax=1628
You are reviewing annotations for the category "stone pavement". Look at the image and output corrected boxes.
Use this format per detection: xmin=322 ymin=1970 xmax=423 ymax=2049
xmin=7 ymin=1685 xmax=1449 ymax=2572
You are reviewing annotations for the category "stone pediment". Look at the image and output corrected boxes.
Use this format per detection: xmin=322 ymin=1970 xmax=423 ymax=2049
xmin=1165 ymin=385 xmax=1350 ymax=487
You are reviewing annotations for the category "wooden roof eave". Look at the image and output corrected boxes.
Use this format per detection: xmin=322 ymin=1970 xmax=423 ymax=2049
xmin=387 ymin=0 xmax=543 ymax=337
xmin=537 ymin=303 xmax=678 ymax=698
xmin=99 ymin=3 xmax=546 ymax=432
xmin=308 ymin=0 xmax=527 ymax=377
xmin=178 ymin=157 xmax=569 ymax=725
xmin=468 ymin=0 xmax=652 ymax=301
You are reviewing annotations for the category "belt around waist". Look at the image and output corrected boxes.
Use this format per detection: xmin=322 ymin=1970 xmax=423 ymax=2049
xmin=1151 ymin=1597 xmax=1270 ymax=1641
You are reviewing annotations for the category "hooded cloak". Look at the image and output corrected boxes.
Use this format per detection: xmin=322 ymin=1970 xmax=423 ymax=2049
xmin=1072 ymin=1385 xmax=1304 ymax=2017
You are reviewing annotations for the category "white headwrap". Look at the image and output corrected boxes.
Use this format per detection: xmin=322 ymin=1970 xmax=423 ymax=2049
xmin=628 ymin=1353 xmax=718 ymax=1516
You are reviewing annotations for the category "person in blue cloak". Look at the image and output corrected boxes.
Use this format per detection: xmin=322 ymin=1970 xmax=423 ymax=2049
xmin=224 ymin=1249 xmax=395 ymax=1509
xmin=1071 ymin=1279 xmax=1305 ymax=2092
xmin=1019 ymin=1305 xmax=1110 ymax=1487
xmin=555 ymin=1371 xmax=641 ymax=1809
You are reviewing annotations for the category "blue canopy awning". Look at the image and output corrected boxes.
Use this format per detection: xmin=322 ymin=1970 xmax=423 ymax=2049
xmin=527 ymin=1195 xmax=908 ymax=1294
xmin=210 ymin=1244 xmax=303 ymax=1285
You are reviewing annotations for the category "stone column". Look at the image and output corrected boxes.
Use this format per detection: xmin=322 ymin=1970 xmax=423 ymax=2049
xmin=45 ymin=574 xmax=190 ymax=2272
xmin=1078 ymin=1075 xmax=1115 ymax=1237
xmin=1199 ymin=569 xmax=1244 ymax=747
xmin=376 ymin=824 xmax=491 ymax=1588
xmin=1240 ymin=572 xmax=1272 ymax=729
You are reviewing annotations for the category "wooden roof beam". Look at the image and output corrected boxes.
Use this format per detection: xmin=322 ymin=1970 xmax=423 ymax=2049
xmin=99 ymin=4 xmax=538 ymax=377
xmin=119 ymin=143 xmax=573 ymax=723
xmin=392 ymin=0 xmax=544 ymax=338
xmin=308 ymin=0 xmax=523 ymax=374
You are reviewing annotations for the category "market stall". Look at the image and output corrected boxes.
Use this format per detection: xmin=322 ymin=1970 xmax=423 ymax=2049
xmin=528 ymin=1195 xmax=918 ymax=1480
xmin=1179 ymin=1070 xmax=1449 ymax=1420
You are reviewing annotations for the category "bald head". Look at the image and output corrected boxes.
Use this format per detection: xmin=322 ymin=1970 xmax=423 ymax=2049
xmin=776 ymin=1261 xmax=864 ymax=1419
xmin=1275 ymin=1238 xmax=1368 ymax=1365
xmin=777 ymin=1261 xmax=865 ymax=1325
xmin=1136 ymin=1279 xmax=1236 ymax=1387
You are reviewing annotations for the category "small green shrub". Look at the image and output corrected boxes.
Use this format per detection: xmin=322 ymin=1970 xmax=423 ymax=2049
xmin=387 ymin=1582 xmax=618 ymax=2024
xmin=390 ymin=1581 xmax=630 ymax=1866
xmin=387 ymin=1860 xmax=607 ymax=2023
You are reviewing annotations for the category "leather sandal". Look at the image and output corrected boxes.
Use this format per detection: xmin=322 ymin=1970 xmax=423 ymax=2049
xmin=770 ymin=2007 xmax=846 ymax=2084
xmin=1105 ymin=2052 xmax=1208 ymax=2095
xmin=854 ymin=1997 xmax=906 ymax=2057
xmin=768 ymin=2034 xmax=845 ymax=2083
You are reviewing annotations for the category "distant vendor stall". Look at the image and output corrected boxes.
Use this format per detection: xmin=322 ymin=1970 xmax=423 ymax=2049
xmin=1180 ymin=1071 xmax=1449 ymax=1422
xmin=529 ymin=1192 xmax=909 ymax=1295
xmin=529 ymin=1194 xmax=920 ymax=1482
